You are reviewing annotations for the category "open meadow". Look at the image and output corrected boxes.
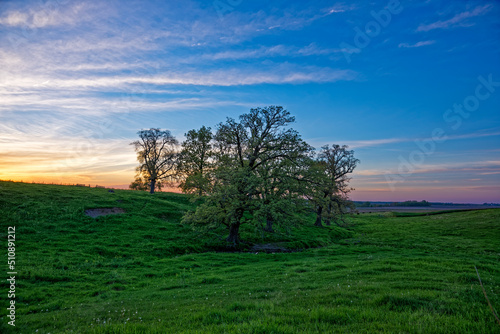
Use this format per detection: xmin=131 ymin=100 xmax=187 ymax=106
xmin=0 ymin=180 xmax=499 ymax=333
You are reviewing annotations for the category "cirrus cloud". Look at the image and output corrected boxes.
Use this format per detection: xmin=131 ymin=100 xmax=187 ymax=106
xmin=417 ymin=4 xmax=493 ymax=32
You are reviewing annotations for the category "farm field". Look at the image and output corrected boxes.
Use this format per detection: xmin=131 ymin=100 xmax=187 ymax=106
xmin=356 ymin=205 xmax=500 ymax=213
xmin=0 ymin=180 xmax=499 ymax=333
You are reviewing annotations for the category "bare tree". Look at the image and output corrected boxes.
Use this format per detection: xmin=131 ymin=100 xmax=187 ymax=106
xmin=131 ymin=128 xmax=178 ymax=194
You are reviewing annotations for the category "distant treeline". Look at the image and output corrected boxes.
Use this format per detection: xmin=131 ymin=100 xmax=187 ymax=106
xmin=356 ymin=200 xmax=431 ymax=208
xmin=0 ymin=180 xmax=108 ymax=189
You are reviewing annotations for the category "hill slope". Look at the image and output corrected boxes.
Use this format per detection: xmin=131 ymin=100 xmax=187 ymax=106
xmin=0 ymin=181 xmax=499 ymax=333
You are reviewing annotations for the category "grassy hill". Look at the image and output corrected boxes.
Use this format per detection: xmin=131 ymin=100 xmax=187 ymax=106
xmin=0 ymin=181 xmax=499 ymax=333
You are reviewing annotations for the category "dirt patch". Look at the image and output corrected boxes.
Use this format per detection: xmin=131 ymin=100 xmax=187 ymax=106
xmin=84 ymin=207 xmax=126 ymax=218
xmin=249 ymin=243 xmax=294 ymax=253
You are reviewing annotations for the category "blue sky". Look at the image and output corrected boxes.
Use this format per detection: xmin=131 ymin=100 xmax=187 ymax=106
xmin=0 ymin=0 xmax=499 ymax=203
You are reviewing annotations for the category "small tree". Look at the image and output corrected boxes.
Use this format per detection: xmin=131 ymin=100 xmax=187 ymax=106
xmin=129 ymin=174 xmax=149 ymax=191
xmin=131 ymin=128 xmax=178 ymax=194
xmin=305 ymin=145 xmax=359 ymax=227
xmin=178 ymin=126 xmax=213 ymax=196
xmin=129 ymin=170 xmax=166 ymax=192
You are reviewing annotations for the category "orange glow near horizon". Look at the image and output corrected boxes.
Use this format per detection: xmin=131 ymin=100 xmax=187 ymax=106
xmin=0 ymin=145 xmax=498 ymax=203
xmin=0 ymin=168 xmax=134 ymax=187
xmin=0 ymin=174 xmax=132 ymax=188
xmin=0 ymin=177 xmax=184 ymax=193
xmin=1 ymin=174 xmax=498 ymax=203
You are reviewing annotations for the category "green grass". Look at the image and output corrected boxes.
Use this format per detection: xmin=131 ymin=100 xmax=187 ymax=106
xmin=0 ymin=180 xmax=499 ymax=333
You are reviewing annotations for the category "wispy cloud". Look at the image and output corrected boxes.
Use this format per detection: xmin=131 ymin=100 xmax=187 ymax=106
xmin=417 ymin=4 xmax=493 ymax=31
xmin=357 ymin=160 xmax=500 ymax=177
xmin=425 ymin=166 xmax=497 ymax=177
xmin=398 ymin=40 xmax=435 ymax=48
xmin=446 ymin=131 xmax=500 ymax=141
xmin=1 ymin=66 xmax=357 ymax=92
xmin=343 ymin=130 xmax=500 ymax=149
xmin=324 ymin=4 xmax=357 ymax=15
xmin=245 ymin=4 xmax=355 ymax=32
xmin=0 ymin=1 xmax=103 ymax=28
xmin=344 ymin=138 xmax=409 ymax=149
xmin=198 ymin=43 xmax=344 ymax=61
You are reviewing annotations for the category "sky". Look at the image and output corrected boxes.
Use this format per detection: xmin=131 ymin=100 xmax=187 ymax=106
xmin=0 ymin=0 xmax=499 ymax=203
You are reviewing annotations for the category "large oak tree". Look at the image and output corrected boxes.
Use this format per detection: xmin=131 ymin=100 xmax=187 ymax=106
xmin=182 ymin=106 xmax=311 ymax=244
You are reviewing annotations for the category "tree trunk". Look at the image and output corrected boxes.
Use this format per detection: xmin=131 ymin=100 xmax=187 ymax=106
xmin=324 ymin=202 xmax=332 ymax=226
xmin=314 ymin=205 xmax=323 ymax=227
xmin=227 ymin=208 xmax=245 ymax=244
xmin=150 ymin=179 xmax=156 ymax=194
xmin=226 ymin=223 xmax=240 ymax=245
xmin=264 ymin=217 xmax=274 ymax=232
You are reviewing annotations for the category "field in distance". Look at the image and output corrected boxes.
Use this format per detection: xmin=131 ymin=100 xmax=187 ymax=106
xmin=0 ymin=180 xmax=499 ymax=333
xmin=356 ymin=204 xmax=499 ymax=213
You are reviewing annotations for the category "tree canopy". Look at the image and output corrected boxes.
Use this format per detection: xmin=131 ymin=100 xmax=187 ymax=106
xmin=182 ymin=106 xmax=312 ymax=244
xmin=178 ymin=125 xmax=213 ymax=196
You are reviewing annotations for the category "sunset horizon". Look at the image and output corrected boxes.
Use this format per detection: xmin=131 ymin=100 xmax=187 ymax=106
xmin=0 ymin=178 xmax=498 ymax=205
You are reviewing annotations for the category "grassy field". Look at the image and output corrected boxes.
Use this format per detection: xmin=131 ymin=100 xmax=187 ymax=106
xmin=0 ymin=180 xmax=499 ymax=333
